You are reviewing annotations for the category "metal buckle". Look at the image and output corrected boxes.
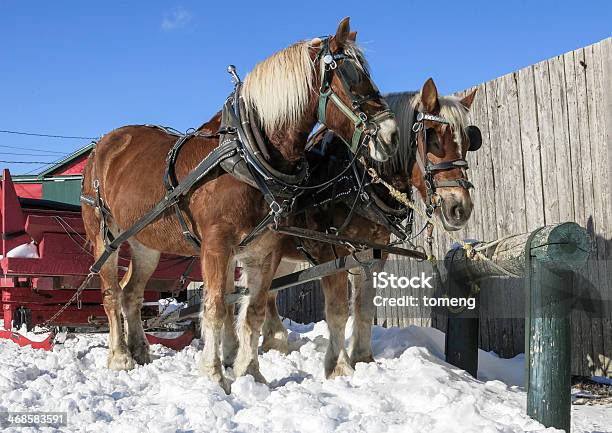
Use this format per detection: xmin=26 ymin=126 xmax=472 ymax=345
xmin=412 ymin=122 xmax=422 ymax=133
xmin=368 ymin=121 xmax=379 ymax=136
xmin=269 ymin=201 xmax=282 ymax=215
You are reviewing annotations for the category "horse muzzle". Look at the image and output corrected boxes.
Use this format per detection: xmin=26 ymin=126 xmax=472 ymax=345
xmin=437 ymin=189 xmax=473 ymax=231
xmin=368 ymin=118 xmax=399 ymax=162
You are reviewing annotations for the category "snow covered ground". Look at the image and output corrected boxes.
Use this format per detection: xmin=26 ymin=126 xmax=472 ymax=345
xmin=0 ymin=320 xmax=609 ymax=433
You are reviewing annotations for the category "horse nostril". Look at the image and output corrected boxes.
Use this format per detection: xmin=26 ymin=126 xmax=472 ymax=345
xmin=451 ymin=204 xmax=465 ymax=222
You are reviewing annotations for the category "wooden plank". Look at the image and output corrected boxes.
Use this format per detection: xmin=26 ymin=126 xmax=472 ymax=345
xmin=574 ymin=47 xmax=598 ymax=376
xmin=594 ymin=39 xmax=612 ymax=377
xmin=585 ymin=42 xmax=609 ymax=376
xmin=548 ymin=55 xmax=575 ymax=222
xmin=563 ymin=49 xmax=591 ymax=375
xmin=517 ymin=65 xmax=546 ymax=228
xmin=495 ymin=72 xmax=527 ymax=357
xmin=533 ymin=59 xmax=560 ymax=225
xmin=479 ymin=78 xmax=508 ymax=355
xmin=474 ymin=80 xmax=501 ymax=353
xmin=599 ymin=37 xmax=612 ymax=377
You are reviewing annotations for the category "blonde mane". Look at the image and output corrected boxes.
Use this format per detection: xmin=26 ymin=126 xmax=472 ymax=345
xmin=242 ymin=39 xmax=368 ymax=134
xmin=381 ymin=91 xmax=470 ymax=174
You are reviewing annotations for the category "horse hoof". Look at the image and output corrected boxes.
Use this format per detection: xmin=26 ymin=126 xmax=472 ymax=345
xmin=350 ymin=354 xmax=375 ymax=367
xmin=234 ymin=362 xmax=267 ymax=384
xmin=262 ymin=338 xmax=289 ymax=355
xmin=262 ymin=329 xmax=289 ymax=354
xmin=200 ymin=361 xmax=231 ymax=393
xmin=327 ymin=359 xmax=355 ymax=379
xmin=131 ymin=345 xmax=152 ymax=365
xmin=107 ymin=351 xmax=135 ymax=371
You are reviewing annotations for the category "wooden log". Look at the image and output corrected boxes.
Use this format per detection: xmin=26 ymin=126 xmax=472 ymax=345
xmin=445 ymin=222 xmax=590 ymax=281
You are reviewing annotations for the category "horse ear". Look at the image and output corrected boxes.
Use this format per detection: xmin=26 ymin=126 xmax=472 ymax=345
xmin=332 ymin=17 xmax=351 ymax=48
xmin=348 ymin=31 xmax=357 ymax=42
xmin=460 ymin=88 xmax=477 ymax=110
xmin=421 ymin=78 xmax=440 ymax=113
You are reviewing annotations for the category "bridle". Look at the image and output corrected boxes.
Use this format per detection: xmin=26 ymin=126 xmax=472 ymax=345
xmin=316 ymin=37 xmax=396 ymax=155
xmin=412 ymin=111 xmax=474 ymax=216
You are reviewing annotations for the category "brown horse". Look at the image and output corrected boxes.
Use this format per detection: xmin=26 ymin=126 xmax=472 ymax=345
xmin=82 ymin=18 xmax=399 ymax=393
xmin=259 ymin=78 xmax=480 ymax=377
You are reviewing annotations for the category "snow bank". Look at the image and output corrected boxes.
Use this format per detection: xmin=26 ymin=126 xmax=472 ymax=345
xmin=0 ymin=320 xmax=608 ymax=433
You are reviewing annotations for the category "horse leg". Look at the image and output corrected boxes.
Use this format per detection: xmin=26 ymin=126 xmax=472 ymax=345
xmin=348 ymin=262 xmax=382 ymax=366
xmin=262 ymin=292 xmax=289 ymax=354
xmin=93 ymin=238 xmax=134 ymax=370
xmin=262 ymin=260 xmax=297 ymax=353
xmin=233 ymin=252 xmax=279 ymax=382
xmin=322 ymin=272 xmax=353 ymax=378
xmin=120 ymin=240 xmax=160 ymax=365
xmin=199 ymin=229 xmax=233 ymax=393
xmin=221 ymin=262 xmax=238 ymax=368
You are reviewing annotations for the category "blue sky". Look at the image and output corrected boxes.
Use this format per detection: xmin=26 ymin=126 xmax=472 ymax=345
xmin=1 ymin=1 xmax=610 ymax=174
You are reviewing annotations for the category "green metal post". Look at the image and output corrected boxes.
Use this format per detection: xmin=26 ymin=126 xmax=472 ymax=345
xmin=524 ymin=225 xmax=586 ymax=432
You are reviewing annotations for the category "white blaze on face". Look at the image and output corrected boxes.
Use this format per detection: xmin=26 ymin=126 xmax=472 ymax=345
xmin=368 ymin=118 xmax=398 ymax=162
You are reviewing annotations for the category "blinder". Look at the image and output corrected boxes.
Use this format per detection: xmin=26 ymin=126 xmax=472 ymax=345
xmin=465 ymin=125 xmax=482 ymax=152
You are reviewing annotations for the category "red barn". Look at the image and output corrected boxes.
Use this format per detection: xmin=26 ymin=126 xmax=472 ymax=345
xmin=12 ymin=144 xmax=93 ymax=204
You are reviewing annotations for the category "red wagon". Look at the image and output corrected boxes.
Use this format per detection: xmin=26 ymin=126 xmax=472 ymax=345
xmin=0 ymin=169 xmax=201 ymax=350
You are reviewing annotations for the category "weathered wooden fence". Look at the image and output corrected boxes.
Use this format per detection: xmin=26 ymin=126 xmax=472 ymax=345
xmin=279 ymin=37 xmax=611 ymax=377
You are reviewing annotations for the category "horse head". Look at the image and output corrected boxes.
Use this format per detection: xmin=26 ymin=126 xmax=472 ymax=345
xmin=310 ymin=19 xmax=399 ymax=162
xmin=242 ymin=17 xmax=398 ymax=164
xmin=410 ymin=78 xmax=480 ymax=231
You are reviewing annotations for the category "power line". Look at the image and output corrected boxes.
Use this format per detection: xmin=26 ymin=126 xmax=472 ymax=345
xmin=0 ymin=152 xmax=71 ymax=157
xmin=24 ymin=153 xmax=70 ymax=174
xmin=0 ymin=144 xmax=67 ymax=155
xmin=0 ymin=129 xmax=97 ymax=140
xmin=0 ymin=160 xmax=56 ymax=165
